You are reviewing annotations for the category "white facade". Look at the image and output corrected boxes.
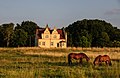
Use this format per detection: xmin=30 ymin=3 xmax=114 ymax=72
xmin=36 ymin=26 xmax=67 ymax=48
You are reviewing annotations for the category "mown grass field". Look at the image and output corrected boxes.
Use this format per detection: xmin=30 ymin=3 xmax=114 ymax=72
xmin=0 ymin=47 xmax=120 ymax=78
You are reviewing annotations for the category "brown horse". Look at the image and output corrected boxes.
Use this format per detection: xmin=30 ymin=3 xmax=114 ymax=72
xmin=93 ymin=55 xmax=112 ymax=66
xmin=68 ymin=53 xmax=90 ymax=65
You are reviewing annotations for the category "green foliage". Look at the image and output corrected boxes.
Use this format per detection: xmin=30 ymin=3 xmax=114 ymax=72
xmin=96 ymin=32 xmax=110 ymax=47
xmin=0 ymin=23 xmax=14 ymax=47
xmin=12 ymin=29 xmax=28 ymax=47
xmin=0 ymin=21 xmax=38 ymax=47
xmin=0 ymin=19 xmax=120 ymax=47
xmin=112 ymin=40 xmax=120 ymax=47
xmin=0 ymin=26 xmax=4 ymax=47
xmin=79 ymin=36 xmax=91 ymax=47
xmin=16 ymin=21 xmax=38 ymax=47
xmin=65 ymin=19 xmax=120 ymax=47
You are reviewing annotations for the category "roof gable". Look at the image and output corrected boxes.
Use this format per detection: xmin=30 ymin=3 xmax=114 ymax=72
xmin=36 ymin=26 xmax=65 ymax=39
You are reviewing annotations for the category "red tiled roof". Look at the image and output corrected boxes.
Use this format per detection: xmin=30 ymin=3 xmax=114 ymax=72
xmin=57 ymin=29 xmax=65 ymax=39
xmin=36 ymin=28 xmax=45 ymax=39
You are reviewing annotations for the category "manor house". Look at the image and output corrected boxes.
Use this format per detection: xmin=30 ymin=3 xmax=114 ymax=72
xmin=35 ymin=25 xmax=67 ymax=48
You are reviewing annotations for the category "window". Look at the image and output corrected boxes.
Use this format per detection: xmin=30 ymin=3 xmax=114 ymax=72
xmin=53 ymin=35 xmax=57 ymax=38
xmin=51 ymin=42 xmax=54 ymax=46
xmin=39 ymin=42 xmax=41 ymax=45
xmin=45 ymin=35 xmax=49 ymax=38
xmin=42 ymin=42 xmax=45 ymax=46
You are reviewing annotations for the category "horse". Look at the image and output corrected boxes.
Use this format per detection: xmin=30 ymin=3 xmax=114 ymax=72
xmin=93 ymin=55 xmax=112 ymax=66
xmin=68 ymin=53 xmax=90 ymax=65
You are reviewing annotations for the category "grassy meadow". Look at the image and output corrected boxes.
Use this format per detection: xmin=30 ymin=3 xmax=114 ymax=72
xmin=0 ymin=47 xmax=120 ymax=78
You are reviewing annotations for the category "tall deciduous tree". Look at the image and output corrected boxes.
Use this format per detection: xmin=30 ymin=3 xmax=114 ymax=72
xmin=12 ymin=29 xmax=28 ymax=47
xmin=65 ymin=19 xmax=118 ymax=47
xmin=20 ymin=21 xmax=38 ymax=46
xmin=79 ymin=36 xmax=91 ymax=48
xmin=0 ymin=26 xmax=4 ymax=47
xmin=2 ymin=23 xmax=14 ymax=47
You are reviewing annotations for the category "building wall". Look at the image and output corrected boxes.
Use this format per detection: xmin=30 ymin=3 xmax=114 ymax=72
xmin=38 ymin=27 xmax=67 ymax=48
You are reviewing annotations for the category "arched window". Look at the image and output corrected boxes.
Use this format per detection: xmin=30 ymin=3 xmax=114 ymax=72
xmin=45 ymin=35 xmax=49 ymax=38
xmin=53 ymin=35 xmax=57 ymax=38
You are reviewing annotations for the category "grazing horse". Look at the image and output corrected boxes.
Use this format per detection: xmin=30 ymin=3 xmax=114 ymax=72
xmin=93 ymin=55 xmax=112 ymax=66
xmin=68 ymin=53 xmax=90 ymax=65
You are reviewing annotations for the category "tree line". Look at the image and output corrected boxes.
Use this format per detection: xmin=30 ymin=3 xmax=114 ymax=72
xmin=0 ymin=21 xmax=37 ymax=47
xmin=0 ymin=19 xmax=120 ymax=47
xmin=65 ymin=19 xmax=120 ymax=47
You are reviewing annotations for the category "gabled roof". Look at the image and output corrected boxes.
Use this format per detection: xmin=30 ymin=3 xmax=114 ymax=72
xmin=36 ymin=28 xmax=44 ymax=39
xmin=36 ymin=26 xmax=65 ymax=39
xmin=57 ymin=29 xmax=65 ymax=39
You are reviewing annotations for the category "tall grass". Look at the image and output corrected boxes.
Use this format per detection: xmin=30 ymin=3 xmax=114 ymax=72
xmin=0 ymin=47 xmax=119 ymax=78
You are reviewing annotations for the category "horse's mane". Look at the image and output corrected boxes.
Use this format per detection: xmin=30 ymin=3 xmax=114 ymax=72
xmin=103 ymin=55 xmax=109 ymax=57
xmin=80 ymin=53 xmax=88 ymax=57
xmin=93 ymin=55 xmax=101 ymax=63
xmin=79 ymin=53 xmax=90 ymax=60
xmin=95 ymin=55 xmax=101 ymax=60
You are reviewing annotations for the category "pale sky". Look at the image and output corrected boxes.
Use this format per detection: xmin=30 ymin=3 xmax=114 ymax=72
xmin=0 ymin=0 xmax=120 ymax=28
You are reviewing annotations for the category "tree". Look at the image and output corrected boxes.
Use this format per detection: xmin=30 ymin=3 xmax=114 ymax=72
xmin=65 ymin=19 xmax=117 ymax=47
xmin=79 ymin=36 xmax=91 ymax=48
xmin=0 ymin=26 xmax=4 ymax=47
xmin=112 ymin=40 xmax=120 ymax=47
xmin=12 ymin=29 xmax=28 ymax=47
xmin=2 ymin=23 xmax=14 ymax=47
xmin=20 ymin=21 xmax=38 ymax=46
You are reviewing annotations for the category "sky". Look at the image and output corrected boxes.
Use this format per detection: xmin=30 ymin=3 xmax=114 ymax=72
xmin=0 ymin=0 xmax=120 ymax=28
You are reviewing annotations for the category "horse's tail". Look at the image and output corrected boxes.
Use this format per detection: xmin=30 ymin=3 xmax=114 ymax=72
xmin=68 ymin=54 xmax=72 ymax=65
